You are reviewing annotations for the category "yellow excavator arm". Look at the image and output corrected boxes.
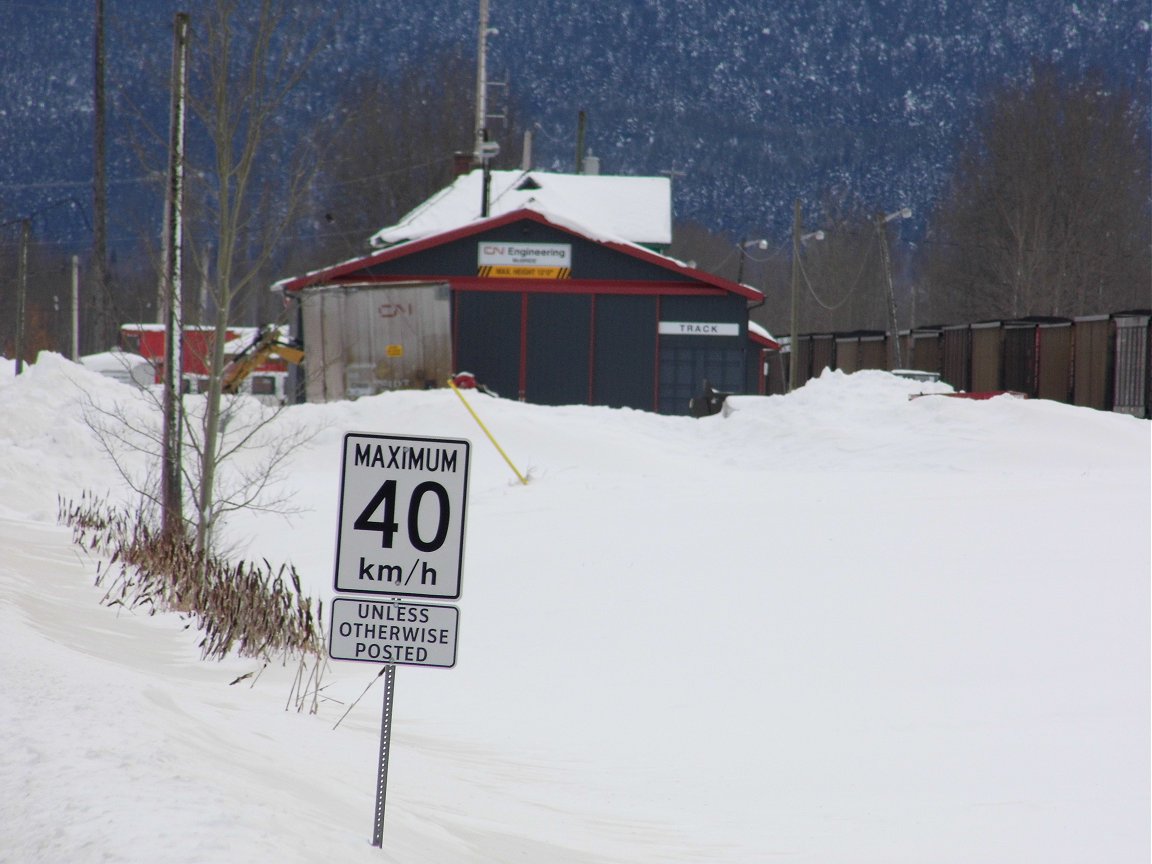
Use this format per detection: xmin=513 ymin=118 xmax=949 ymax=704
xmin=221 ymin=327 xmax=304 ymax=394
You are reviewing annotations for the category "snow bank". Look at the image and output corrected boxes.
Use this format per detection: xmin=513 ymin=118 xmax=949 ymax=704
xmin=1 ymin=354 xmax=1148 ymax=863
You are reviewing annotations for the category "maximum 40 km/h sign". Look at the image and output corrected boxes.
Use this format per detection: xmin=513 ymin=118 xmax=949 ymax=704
xmin=334 ymin=432 xmax=470 ymax=600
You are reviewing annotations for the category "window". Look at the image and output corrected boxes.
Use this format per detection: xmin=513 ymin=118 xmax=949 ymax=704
xmin=250 ymin=375 xmax=277 ymax=396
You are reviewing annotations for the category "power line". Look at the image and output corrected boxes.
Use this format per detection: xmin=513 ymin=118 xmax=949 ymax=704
xmin=0 ymin=174 xmax=161 ymax=192
xmin=798 ymin=239 xmax=877 ymax=312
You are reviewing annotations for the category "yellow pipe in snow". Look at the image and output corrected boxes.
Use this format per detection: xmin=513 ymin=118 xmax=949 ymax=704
xmin=446 ymin=378 xmax=529 ymax=485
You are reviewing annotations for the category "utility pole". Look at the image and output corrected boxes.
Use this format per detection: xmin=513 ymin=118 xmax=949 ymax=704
xmin=875 ymin=208 xmax=911 ymax=371
xmin=473 ymin=0 xmax=490 ymax=167
xmin=877 ymin=217 xmax=901 ymax=370
xmin=575 ymin=109 xmax=587 ymax=174
xmin=14 ymin=219 xmax=30 ymax=375
xmin=160 ymin=12 xmax=190 ymax=541
xmin=474 ymin=0 xmax=499 ymax=217
xmin=92 ymin=0 xmax=109 ymax=355
xmin=71 ymin=255 xmax=80 ymax=361
xmin=788 ymin=199 xmax=801 ymax=391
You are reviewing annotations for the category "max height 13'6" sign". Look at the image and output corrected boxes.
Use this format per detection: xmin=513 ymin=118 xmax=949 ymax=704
xmin=477 ymin=242 xmax=572 ymax=279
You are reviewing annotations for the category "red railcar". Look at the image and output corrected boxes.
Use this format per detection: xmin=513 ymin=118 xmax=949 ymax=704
xmin=119 ymin=324 xmax=291 ymax=402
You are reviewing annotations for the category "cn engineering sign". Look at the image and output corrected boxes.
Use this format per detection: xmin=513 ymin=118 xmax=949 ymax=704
xmin=334 ymin=432 xmax=470 ymax=601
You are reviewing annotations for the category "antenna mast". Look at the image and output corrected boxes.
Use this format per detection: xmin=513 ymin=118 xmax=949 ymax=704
xmin=473 ymin=0 xmax=500 ymax=216
xmin=473 ymin=0 xmax=489 ymax=164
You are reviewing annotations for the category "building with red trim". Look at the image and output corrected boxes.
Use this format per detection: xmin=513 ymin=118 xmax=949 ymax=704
xmin=276 ymin=175 xmax=774 ymax=414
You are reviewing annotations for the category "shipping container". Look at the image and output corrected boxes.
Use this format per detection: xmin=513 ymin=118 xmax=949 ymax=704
xmin=299 ymin=282 xmax=452 ymax=402
xmin=810 ymin=334 xmax=835 ymax=378
xmin=1036 ymin=321 xmax=1073 ymax=403
xmin=857 ymin=333 xmax=888 ymax=371
xmin=940 ymin=325 xmax=971 ymax=392
xmin=907 ymin=328 xmax=942 ymax=375
xmin=835 ymin=335 xmax=861 ymax=373
xmin=1072 ymin=315 xmax=1111 ymax=410
xmin=970 ymin=322 xmax=1003 ymax=392
xmin=1112 ymin=313 xmax=1151 ymax=417
xmin=793 ymin=336 xmax=814 ymax=387
xmin=1002 ymin=320 xmax=1038 ymax=396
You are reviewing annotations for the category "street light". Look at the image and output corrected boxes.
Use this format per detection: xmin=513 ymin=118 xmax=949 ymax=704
xmin=875 ymin=207 xmax=911 ymax=370
xmin=788 ymin=199 xmax=826 ymax=391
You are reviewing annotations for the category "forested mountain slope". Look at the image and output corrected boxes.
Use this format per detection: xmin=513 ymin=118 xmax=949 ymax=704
xmin=1 ymin=1 xmax=1145 ymax=250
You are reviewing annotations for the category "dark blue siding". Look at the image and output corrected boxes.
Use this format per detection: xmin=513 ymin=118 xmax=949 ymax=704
xmin=455 ymin=292 xmax=521 ymax=399
xmin=593 ymin=295 xmax=658 ymax=410
xmin=526 ymin=294 xmax=592 ymax=405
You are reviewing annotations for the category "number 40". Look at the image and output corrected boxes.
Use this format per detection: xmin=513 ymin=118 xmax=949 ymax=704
xmin=354 ymin=480 xmax=451 ymax=552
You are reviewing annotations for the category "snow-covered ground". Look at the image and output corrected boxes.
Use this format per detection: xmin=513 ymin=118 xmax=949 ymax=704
xmin=1 ymin=353 xmax=1148 ymax=863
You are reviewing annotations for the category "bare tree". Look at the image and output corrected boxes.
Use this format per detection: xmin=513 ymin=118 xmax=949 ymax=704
xmin=185 ymin=0 xmax=328 ymax=555
xmin=667 ymin=218 xmax=747 ymax=280
xmin=80 ymin=382 xmax=309 ymax=542
xmin=0 ymin=225 xmax=82 ymax=360
xmin=295 ymin=48 xmax=523 ymax=269
xmin=922 ymin=64 xmax=1151 ymax=323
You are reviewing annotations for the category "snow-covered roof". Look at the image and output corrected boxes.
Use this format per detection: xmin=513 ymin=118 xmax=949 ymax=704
xmin=277 ymin=205 xmax=763 ymax=303
xmin=121 ymin=323 xmax=219 ymax=333
xmin=748 ymin=320 xmax=777 ymax=345
xmin=79 ymin=349 xmax=154 ymax=388
xmin=79 ymin=349 xmax=150 ymax=373
xmin=370 ymin=169 xmax=672 ymax=249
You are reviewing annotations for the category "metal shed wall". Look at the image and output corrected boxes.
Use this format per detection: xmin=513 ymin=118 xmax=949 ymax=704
xmin=525 ymin=293 xmax=592 ymax=406
xmin=454 ymin=291 xmax=523 ymax=399
xmin=454 ymin=287 xmax=746 ymax=413
xmin=593 ymin=295 xmax=658 ymax=409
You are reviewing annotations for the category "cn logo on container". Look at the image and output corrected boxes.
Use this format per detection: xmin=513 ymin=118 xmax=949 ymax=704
xmin=334 ymin=433 xmax=470 ymax=600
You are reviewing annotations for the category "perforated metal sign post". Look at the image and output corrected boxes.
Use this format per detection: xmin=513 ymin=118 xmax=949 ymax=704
xmin=372 ymin=663 xmax=396 ymax=848
xmin=334 ymin=433 xmax=470 ymax=600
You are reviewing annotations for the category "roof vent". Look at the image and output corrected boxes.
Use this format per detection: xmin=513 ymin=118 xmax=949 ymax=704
xmin=516 ymin=176 xmax=542 ymax=191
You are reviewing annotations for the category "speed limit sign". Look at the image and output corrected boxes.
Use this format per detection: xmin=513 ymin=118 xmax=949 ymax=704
xmin=334 ymin=432 xmax=470 ymax=599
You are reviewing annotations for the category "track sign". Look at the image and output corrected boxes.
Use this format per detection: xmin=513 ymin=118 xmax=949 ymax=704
xmin=335 ymin=433 xmax=470 ymax=600
xmin=329 ymin=598 xmax=458 ymax=668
